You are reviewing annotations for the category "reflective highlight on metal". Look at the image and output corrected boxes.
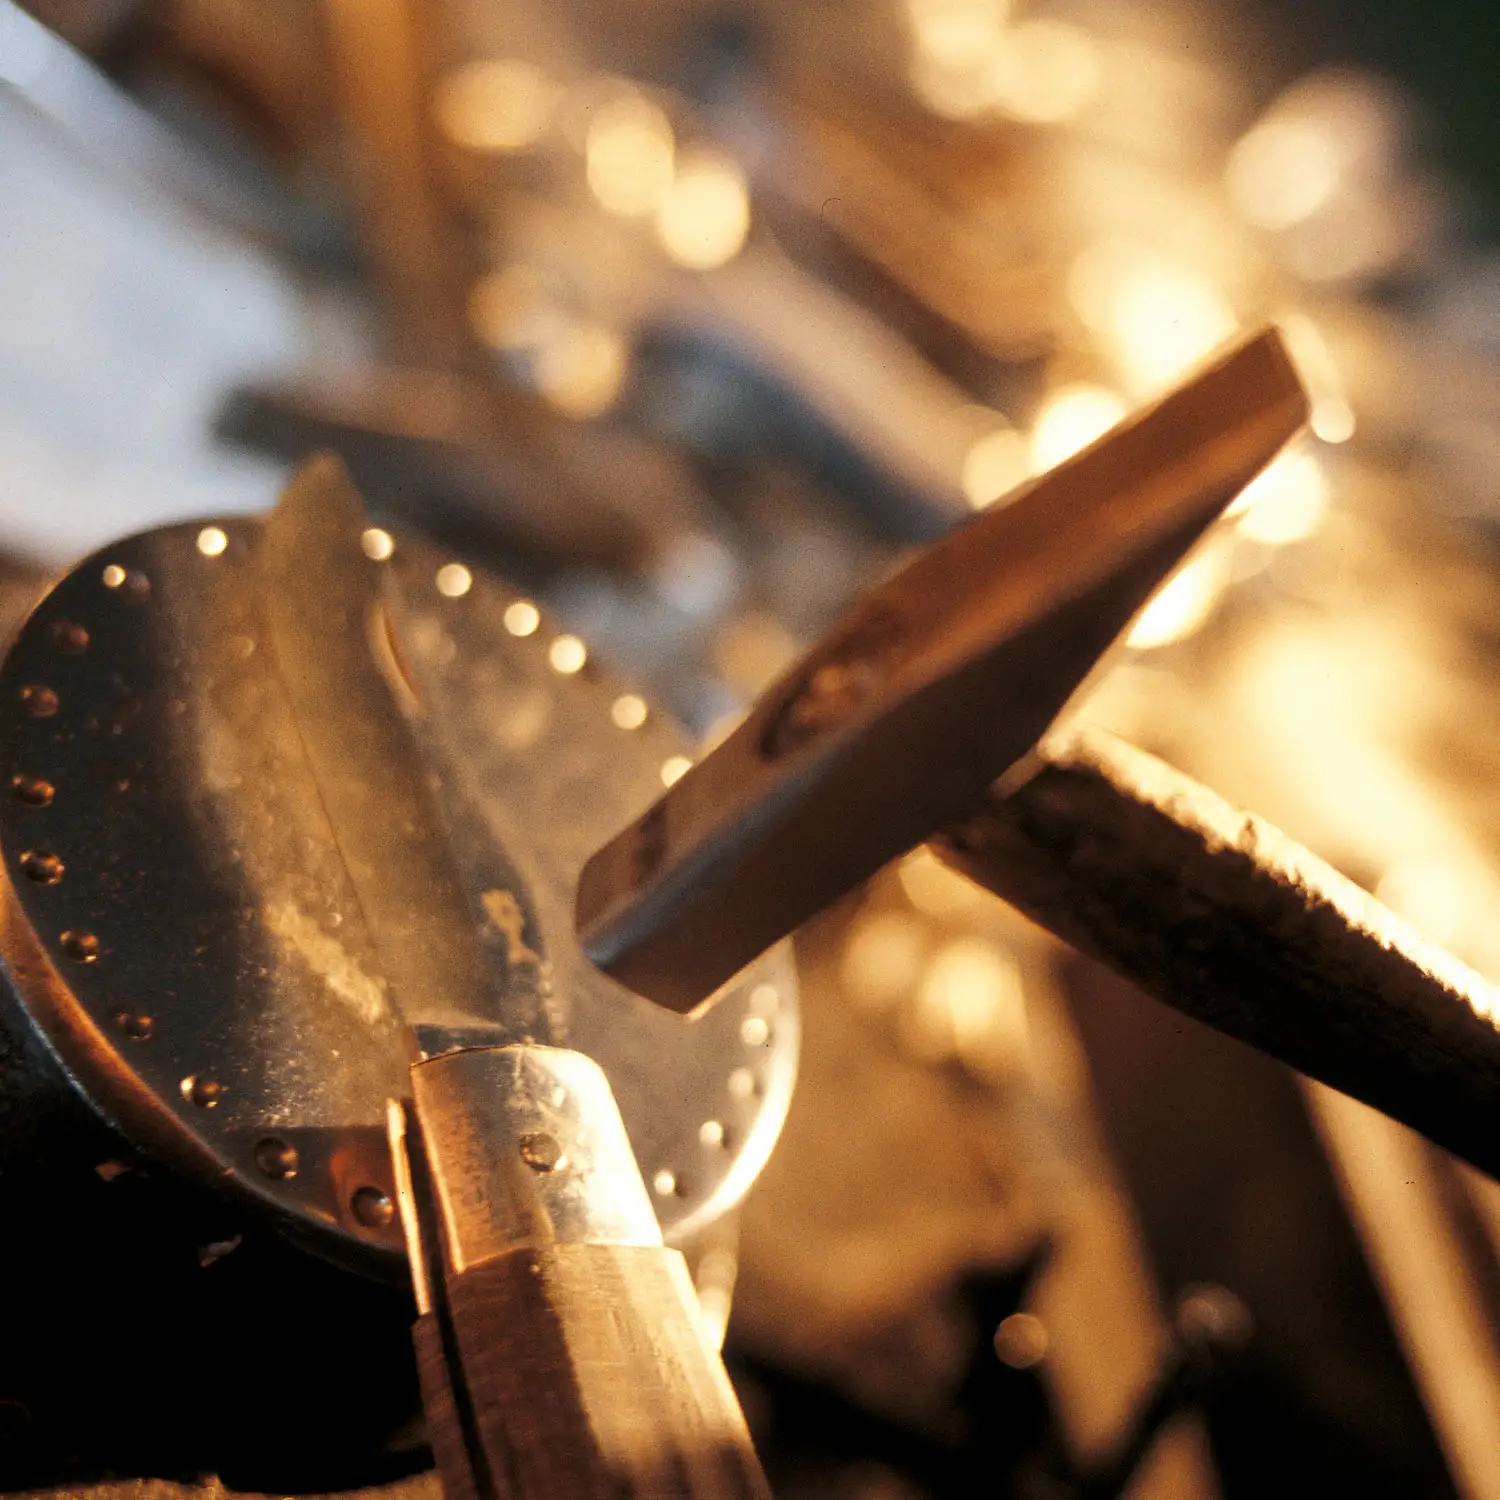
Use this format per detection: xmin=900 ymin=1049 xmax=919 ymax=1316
xmin=412 ymin=1044 xmax=662 ymax=1272
xmin=0 ymin=504 xmax=797 ymax=1267
xmin=578 ymin=329 xmax=1308 ymax=1013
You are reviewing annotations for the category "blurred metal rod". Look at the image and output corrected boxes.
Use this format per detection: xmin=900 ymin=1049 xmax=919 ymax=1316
xmin=934 ymin=726 xmax=1500 ymax=1181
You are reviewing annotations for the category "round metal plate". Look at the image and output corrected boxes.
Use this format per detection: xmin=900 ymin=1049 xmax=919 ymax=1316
xmin=0 ymin=518 xmax=797 ymax=1269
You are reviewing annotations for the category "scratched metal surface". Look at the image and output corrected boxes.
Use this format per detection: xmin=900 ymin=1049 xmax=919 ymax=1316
xmin=0 ymin=517 xmax=797 ymax=1270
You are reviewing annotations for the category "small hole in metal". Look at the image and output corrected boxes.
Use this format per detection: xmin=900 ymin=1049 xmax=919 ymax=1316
xmin=182 ymin=1075 xmax=224 ymax=1108
xmin=19 ymin=686 xmax=58 ymax=719
xmin=51 ymin=622 xmax=89 ymax=654
xmin=20 ymin=850 xmax=63 ymax=884
xmin=12 ymin=775 xmax=53 ymax=807
xmin=518 ymin=1131 xmax=565 ymax=1172
xmin=60 ymin=929 xmax=99 ymax=963
xmin=254 ymin=1138 xmax=300 ymax=1180
xmin=113 ymin=1010 xmax=153 ymax=1040
xmin=351 ymin=1185 xmax=395 ymax=1228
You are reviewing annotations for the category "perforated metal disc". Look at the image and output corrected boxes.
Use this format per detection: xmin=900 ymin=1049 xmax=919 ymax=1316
xmin=0 ymin=518 xmax=797 ymax=1271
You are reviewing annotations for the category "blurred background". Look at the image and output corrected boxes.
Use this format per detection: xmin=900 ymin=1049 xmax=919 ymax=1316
xmin=4 ymin=0 xmax=1500 ymax=1496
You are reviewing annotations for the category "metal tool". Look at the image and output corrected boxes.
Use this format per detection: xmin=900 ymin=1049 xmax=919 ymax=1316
xmin=257 ymin=459 xmax=769 ymax=1499
xmin=577 ymin=327 xmax=1308 ymax=1012
xmin=0 ymin=462 xmax=795 ymax=1492
xmin=579 ymin=322 xmax=1500 ymax=1184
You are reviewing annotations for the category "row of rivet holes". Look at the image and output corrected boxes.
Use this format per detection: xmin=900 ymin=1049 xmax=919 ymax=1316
xmin=26 ymin=531 xmax=774 ymax=1219
xmin=12 ymin=542 xmax=403 ymax=1228
xmin=361 ymin=527 xmax=695 ymax=788
xmin=386 ymin=529 xmax=787 ymax=1199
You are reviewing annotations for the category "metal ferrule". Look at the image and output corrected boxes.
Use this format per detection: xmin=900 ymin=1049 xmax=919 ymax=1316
xmin=410 ymin=1043 xmax=663 ymax=1274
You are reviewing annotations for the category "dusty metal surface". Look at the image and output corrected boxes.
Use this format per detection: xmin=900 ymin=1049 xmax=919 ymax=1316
xmin=0 ymin=517 xmax=796 ymax=1268
xmin=936 ymin=726 xmax=1500 ymax=1180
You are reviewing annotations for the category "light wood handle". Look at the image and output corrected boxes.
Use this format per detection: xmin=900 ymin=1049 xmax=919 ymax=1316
xmin=441 ymin=1243 xmax=769 ymax=1500
xmin=398 ymin=1045 xmax=772 ymax=1500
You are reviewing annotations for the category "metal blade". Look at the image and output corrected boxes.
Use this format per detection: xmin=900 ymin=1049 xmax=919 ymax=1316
xmin=255 ymin=454 xmax=549 ymax=1053
xmin=577 ymin=328 xmax=1309 ymax=1013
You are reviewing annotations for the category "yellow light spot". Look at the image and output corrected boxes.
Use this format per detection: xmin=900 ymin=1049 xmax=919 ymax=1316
xmin=586 ymin=92 xmax=674 ymax=218
xmin=660 ymin=754 xmax=693 ymax=787
xmin=1029 ymin=384 xmax=1127 ymax=472
xmin=1276 ymin=311 xmax=1355 ymax=445
xmin=906 ymin=0 xmax=1008 ymax=71
xmin=1068 ymin=239 xmax=1237 ymax=396
xmin=727 ymin=1067 xmax=756 ymax=1100
xmin=749 ymin=983 xmax=779 ymax=1015
xmin=534 ymin=322 xmax=627 ymax=419
xmin=655 ymin=151 xmax=751 ymax=271
xmin=1231 ymin=448 xmax=1329 ymax=545
xmin=436 ymin=563 xmax=473 ymax=598
xmin=468 ymin=264 xmax=563 ymax=352
xmin=1311 ymin=397 xmax=1356 ymax=445
xmin=611 ymin=693 xmax=648 ymax=729
xmin=1377 ymin=860 xmax=1472 ymax=950
xmin=699 ymin=1120 xmax=725 ymax=1147
xmin=196 ymin=526 xmax=228 ymax=558
xmin=504 ymin=600 xmax=541 ymax=637
xmin=962 ymin=426 xmax=1029 ymax=509
xmin=1227 ymin=116 xmax=1342 ymax=230
xmin=361 ymin=527 xmax=395 ymax=562
xmin=434 ymin=58 xmax=559 ymax=153
xmin=548 ymin=634 xmax=587 ymax=674
xmin=740 ymin=1015 xmax=770 ymax=1047
xmin=907 ymin=937 xmax=1028 ymax=1071
xmin=102 ymin=564 xmax=126 ymax=589
xmin=652 ymin=1169 xmax=677 ymax=1197
xmin=841 ymin=910 xmax=927 ymax=1013
xmin=989 ymin=19 xmax=1100 ymax=125
xmin=909 ymin=56 xmax=998 ymax=120
xmin=898 ymin=847 xmax=990 ymax=919
xmin=1126 ymin=547 xmax=1230 ymax=650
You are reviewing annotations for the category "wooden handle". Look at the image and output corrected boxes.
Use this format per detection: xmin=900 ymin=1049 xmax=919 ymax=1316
xmin=935 ymin=726 xmax=1500 ymax=1179
xmin=397 ymin=1045 xmax=772 ymax=1500
xmin=440 ymin=1243 xmax=769 ymax=1500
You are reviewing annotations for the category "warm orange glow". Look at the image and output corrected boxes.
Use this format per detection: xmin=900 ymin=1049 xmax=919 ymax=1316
xmin=534 ymin=322 xmax=628 ymax=419
xmin=434 ymin=58 xmax=559 ymax=153
xmin=1227 ymin=116 xmax=1342 ymax=230
xmin=1127 ymin=545 xmax=1231 ymax=650
xmin=1068 ymin=239 xmax=1237 ymax=395
xmin=586 ymin=91 xmax=675 ymax=217
xmin=656 ymin=151 xmax=751 ymax=270
xmin=989 ymin=19 xmax=1099 ymax=125
xmin=1232 ymin=448 xmax=1330 ymax=545
xmin=1277 ymin=311 xmax=1356 ymax=444
xmin=962 ymin=425 xmax=1029 ymax=508
xmin=1029 ymin=384 xmax=1127 ymax=472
